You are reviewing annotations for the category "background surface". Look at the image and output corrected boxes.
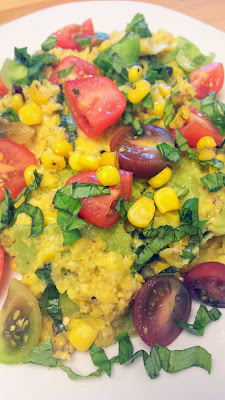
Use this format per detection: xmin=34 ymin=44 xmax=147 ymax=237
xmin=0 ymin=0 xmax=224 ymax=31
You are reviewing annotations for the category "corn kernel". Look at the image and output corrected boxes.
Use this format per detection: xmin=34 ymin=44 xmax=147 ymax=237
xmin=70 ymin=318 xmax=82 ymax=330
xmin=154 ymin=102 xmax=165 ymax=118
xmin=30 ymin=80 xmax=50 ymax=105
xmin=158 ymin=83 xmax=171 ymax=98
xmin=79 ymin=155 xmax=101 ymax=171
xmin=149 ymin=167 xmax=172 ymax=189
xmin=69 ymin=152 xmax=83 ymax=171
xmin=44 ymin=211 xmax=58 ymax=226
xmin=18 ymin=102 xmax=42 ymax=125
xmin=198 ymin=148 xmax=215 ymax=161
xmin=169 ymin=106 xmax=190 ymax=129
xmin=127 ymin=80 xmax=150 ymax=104
xmin=128 ymin=197 xmax=155 ymax=228
xmin=12 ymin=93 xmax=24 ymax=113
xmin=100 ymin=151 xmax=118 ymax=168
xmin=128 ymin=65 xmax=144 ymax=83
xmin=68 ymin=320 xmax=97 ymax=351
xmin=96 ymin=166 xmax=120 ymax=186
xmin=154 ymin=187 xmax=180 ymax=214
xmin=52 ymin=140 xmax=73 ymax=158
xmin=196 ymin=136 xmax=217 ymax=153
xmin=41 ymin=151 xmax=66 ymax=170
xmin=173 ymin=66 xmax=184 ymax=78
xmin=209 ymin=154 xmax=225 ymax=173
xmin=24 ymin=165 xmax=38 ymax=186
xmin=98 ymin=40 xmax=111 ymax=52
xmin=164 ymin=210 xmax=180 ymax=224
xmin=10 ymin=259 xmax=17 ymax=271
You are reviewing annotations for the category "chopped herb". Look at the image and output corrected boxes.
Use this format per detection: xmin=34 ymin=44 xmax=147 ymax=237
xmin=143 ymin=116 xmax=161 ymax=124
xmin=122 ymin=101 xmax=133 ymax=125
xmin=163 ymin=96 xmax=174 ymax=127
xmin=14 ymin=170 xmax=43 ymax=204
xmin=156 ymin=142 xmax=180 ymax=162
xmin=201 ymin=91 xmax=225 ymax=134
xmin=73 ymin=88 xmax=79 ymax=97
xmin=108 ymin=52 xmax=128 ymax=84
xmin=0 ymin=108 xmax=19 ymax=122
xmin=132 ymin=119 xmax=144 ymax=136
xmin=115 ymin=197 xmax=134 ymax=221
xmin=176 ymin=305 xmax=222 ymax=336
xmin=182 ymin=236 xmax=201 ymax=261
xmin=201 ymin=172 xmax=225 ymax=192
xmin=179 ymin=198 xmax=206 ymax=228
xmin=115 ymin=332 xmax=134 ymax=365
xmin=0 ymin=189 xmax=15 ymax=231
xmin=58 ymin=113 xmax=77 ymax=149
xmin=142 ymin=93 xmax=153 ymax=109
xmin=57 ymin=64 xmax=76 ymax=78
xmin=41 ymin=35 xmax=58 ymax=51
xmin=175 ymin=130 xmax=189 ymax=151
xmin=144 ymin=192 xmax=154 ymax=199
xmin=172 ymin=183 xmax=189 ymax=198
xmin=35 ymin=263 xmax=52 ymax=284
xmin=14 ymin=202 xmax=44 ymax=236
xmin=76 ymin=37 xmax=91 ymax=48
xmin=126 ymin=13 xmax=151 ymax=38
xmin=89 ymin=344 xmax=111 ymax=377
xmin=146 ymin=61 xmax=173 ymax=83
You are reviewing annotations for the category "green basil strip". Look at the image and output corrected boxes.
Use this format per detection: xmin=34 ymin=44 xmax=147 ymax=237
xmin=89 ymin=344 xmax=112 ymax=377
xmin=171 ymin=183 xmax=189 ymax=198
xmin=14 ymin=202 xmax=44 ymax=236
xmin=143 ymin=116 xmax=160 ymax=124
xmin=126 ymin=13 xmax=152 ymax=38
xmin=132 ymin=119 xmax=144 ymax=136
xmin=114 ymin=332 xmax=134 ymax=365
xmin=179 ymin=198 xmax=206 ymax=228
xmin=0 ymin=188 xmax=15 ymax=231
xmin=142 ymin=93 xmax=153 ymax=109
xmin=201 ymin=172 xmax=225 ymax=192
xmin=57 ymin=64 xmax=76 ymax=78
xmin=122 ymin=101 xmax=133 ymax=125
xmin=14 ymin=170 xmax=43 ymax=203
xmin=115 ymin=197 xmax=134 ymax=221
xmin=182 ymin=236 xmax=200 ymax=261
xmin=0 ymin=108 xmax=19 ymax=122
xmin=76 ymin=37 xmax=91 ymax=48
xmin=156 ymin=142 xmax=180 ymax=162
xmin=58 ymin=112 xmax=77 ymax=149
xmin=41 ymin=35 xmax=58 ymax=51
xmin=175 ymin=130 xmax=189 ymax=151
xmin=176 ymin=305 xmax=222 ymax=336
xmin=35 ymin=263 xmax=52 ymax=284
xmin=163 ymin=97 xmax=174 ymax=127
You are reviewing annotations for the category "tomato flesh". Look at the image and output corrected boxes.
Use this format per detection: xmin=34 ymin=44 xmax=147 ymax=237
xmin=184 ymin=262 xmax=225 ymax=307
xmin=110 ymin=124 xmax=174 ymax=179
xmin=133 ymin=274 xmax=191 ymax=347
xmin=190 ymin=63 xmax=224 ymax=99
xmin=0 ymin=245 xmax=4 ymax=282
xmin=0 ymin=138 xmax=37 ymax=201
xmin=0 ymin=279 xmax=42 ymax=364
xmin=53 ymin=18 xmax=94 ymax=50
xmin=49 ymin=56 xmax=99 ymax=86
xmin=0 ymin=74 xmax=8 ymax=97
xmin=66 ymin=170 xmax=132 ymax=228
xmin=65 ymin=76 xmax=127 ymax=137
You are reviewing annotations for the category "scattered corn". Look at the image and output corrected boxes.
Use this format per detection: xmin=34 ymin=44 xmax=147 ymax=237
xmin=149 ymin=167 xmax=172 ymax=189
xmin=68 ymin=152 xmax=83 ymax=171
xmin=127 ymin=80 xmax=150 ymax=104
xmin=96 ymin=166 xmax=120 ymax=186
xmin=164 ymin=210 xmax=180 ymax=224
xmin=154 ymin=102 xmax=165 ymax=118
xmin=127 ymin=197 xmax=155 ymax=228
xmin=169 ymin=106 xmax=190 ymax=129
xmin=68 ymin=320 xmax=97 ymax=351
xmin=154 ymin=187 xmax=180 ymax=214
xmin=44 ymin=211 xmax=58 ymax=226
xmin=52 ymin=140 xmax=73 ymax=158
xmin=10 ymin=259 xmax=17 ymax=271
xmin=79 ymin=155 xmax=101 ymax=171
xmin=100 ymin=151 xmax=118 ymax=168
xmin=198 ymin=148 xmax=215 ymax=161
xmin=12 ymin=93 xmax=24 ymax=113
xmin=30 ymin=80 xmax=50 ymax=105
xmin=196 ymin=136 xmax=217 ymax=153
xmin=18 ymin=102 xmax=42 ymax=125
xmin=209 ymin=154 xmax=225 ymax=173
xmin=24 ymin=165 xmax=38 ymax=186
xmin=158 ymin=83 xmax=171 ymax=98
xmin=41 ymin=151 xmax=66 ymax=170
xmin=128 ymin=65 xmax=144 ymax=83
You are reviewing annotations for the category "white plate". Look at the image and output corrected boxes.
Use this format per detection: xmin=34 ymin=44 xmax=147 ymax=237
xmin=0 ymin=2 xmax=225 ymax=399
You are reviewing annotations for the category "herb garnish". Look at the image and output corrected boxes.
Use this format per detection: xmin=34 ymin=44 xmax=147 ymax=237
xmin=201 ymin=172 xmax=225 ymax=192
xmin=41 ymin=35 xmax=58 ymax=51
xmin=57 ymin=64 xmax=76 ymax=78
xmin=176 ymin=304 xmax=222 ymax=336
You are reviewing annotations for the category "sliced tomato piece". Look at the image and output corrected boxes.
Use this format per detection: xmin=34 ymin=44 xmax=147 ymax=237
xmin=176 ymin=106 xmax=224 ymax=147
xmin=0 ymin=245 xmax=4 ymax=282
xmin=49 ymin=56 xmax=99 ymax=86
xmin=133 ymin=274 xmax=191 ymax=347
xmin=53 ymin=18 xmax=94 ymax=50
xmin=0 ymin=73 xmax=8 ymax=97
xmin=184 ymin=262 xmax=225 ymax=307
xmin=66 ymin=170 xmax=132 ymax=228
xmin=190 ymin=63 xmax=224 ymax=99
xmin=0 ymin=138 xmax=37 ymax=201
xmin=65 ymin=76 xmax=127 ymax=137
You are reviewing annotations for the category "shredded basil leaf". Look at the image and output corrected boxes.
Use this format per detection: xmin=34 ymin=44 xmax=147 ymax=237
xmin=75 ymin=37 xmax=91 ymax=48
xmin=14 ymin=202 xmax=44 ymax=236
xmin=142 ymin=93 xmax=153 ymax=109
xmin=41 ymin=35 xmax=58 ymax=51
xmin=147 ymin=61 xmax=173 ymax=83
xmin=122 ymin=101 xmax=133 ymax=125
xmin=0 ymin=188 xmax=15 ymax=231
xmin=182 ymin=236 xmax=201 ymax=261
xmin=201 ymin=172 xmax=225 ymax=192
xmin=175 ymin=130 xmax=189 ymax=151
xmin=58 ymin=113 xmax=77 ymax=149
xmin=35 ymin=263 xmax=52 ymax=284
xmin=115 ymin=332 xmax=134 ymax=365
xmin=126 ymin=13 xmax=151 ymax=38
xmin=132 ymin=119 xmax=144 ymax=136
xmin=144 ymin=116 xmax=161 ymax=124
xmin=115 ymin=197 xmax=134 ymax=221
xmin=176 ymin=305 xmax=222 ymax=336
xmin=201 ymin=91 xmax=225 ymax=134
xmin=156 ymin=142 xmax=180 ymax=162
xmin=172 ymin=183 xmax=189 ymax=198
xmin=89 ymin=344 xmax=111 ymax=377
xmin=144 ymin=192 xmax=154 ymax=199
xmin=179 ymin=198 xmax=206 ymax=228
xmin=57 ymin=64 xmax=76 ymax=78
xmin=14 ymin=170 xmax=43 ymax=204
xmin=0 ymin=107 xmax=19 ymax=122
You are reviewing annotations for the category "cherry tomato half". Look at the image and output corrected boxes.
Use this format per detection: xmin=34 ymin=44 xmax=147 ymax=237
xmin=133 ymin=274 xmax=191 ymax=347
xmin=184 ymin=262 xmax=225 ymax=307
xmin=65 ymin=76 xmax=127 ymax=137
xmin=49 ymin=56 xmax=99 ymax=86
xmin=0 ymin=73 xmax=8 ymax=97
xmin=66 ymin=169 xmax=132 ymax=228
xmin=110 ymin=124 xmax=174 ymax=179
xmin=53 ymin=18 xmax=94 ymax=51
xmin=0 ymin=139 xmax=37 ymax=201
xmin=190 ymin=63 xmax=224 ymax=99
xmin=0 ymin=245 xmax=4 ymax=282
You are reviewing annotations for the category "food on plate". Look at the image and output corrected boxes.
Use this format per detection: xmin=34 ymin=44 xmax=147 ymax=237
xmin=0 ymin=13 xmax=225 ymax=379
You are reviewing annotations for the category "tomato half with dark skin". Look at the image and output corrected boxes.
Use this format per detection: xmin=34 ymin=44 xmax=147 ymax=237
xmin=110 ymin=124 xmax=174 ymax=179
xmin=184 ymin=262 xmax=225 ymax=307
xmin=53 ymin=18 xmax=94 ymax=50
xmin=66 ymin=170 xmax=132 ymax=228
xmin=49 ymin=56 xmax=99 ymax=86
xmin=0 ymin=279 xmax=42 ymax=364
xmin=0 ymin=74 xmax=8 ymax=97
xmin=65 ymin=76 xmax=127 ymax=137
xmin=0 ymin=139 xmax=37 ymax=201
xmin=190 ymin=63 xmax=224 ymax=99
xmin=133 ymin=274 xmax=191 ymax=347
xmin=0 ymin=245 xmax=4 ymax=282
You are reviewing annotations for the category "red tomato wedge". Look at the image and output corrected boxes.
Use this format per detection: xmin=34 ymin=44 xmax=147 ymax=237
xmin=49 ymin=56 xmax=99 ymax=86
xmin=53 ymin=19 xmax=94 ymax=50
xmin=190 ymin=63 xmax=224 ymax=99
xmin=66 ymin=170 xmax=132 ymax=228
xmin=171 ymin=106 xmax=224 ymax=147
xmin=65 ymin=76 xmax=127 ymax=137
xmin=0 ymin=139 xmax=37 ymax=201
xmin=0 ymin=245 xmax=4 ymax=282
xmin=0 ymin=74 xmax=8 ymax=97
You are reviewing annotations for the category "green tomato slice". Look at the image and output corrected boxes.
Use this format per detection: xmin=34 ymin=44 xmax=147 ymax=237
xmin=0 ymin=279 xmax=42 ymax=364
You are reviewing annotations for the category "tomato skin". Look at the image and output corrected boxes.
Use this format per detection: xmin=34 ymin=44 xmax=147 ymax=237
xmin=0 ymin=74 xmax=8 ymax=97
xmin=184 ymin=262 xmax=225 ymax=307
xmin=190 ymin=63 xmax=224 ymax=99
xmin=65 ymin=76 xmax=127 ymax=137
xmin=133 ymin=274 xmax=191 ymax=347
xmin=53 ymin=19 xmax=94 ymax=50
xmin=110 ymin=124 xmax=174 ymax=179
xmin=66 ymin=170 xmax=132 ymax=228
xmin=177 ymin=106 xmax=224 ymax=147
xmin=0 ymin=245 xmax=4 ymax=282
xmin=49 ymin=56 xmax=99 ymax=86
xmin=0 ymin=138 xmax=37 ymax=201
